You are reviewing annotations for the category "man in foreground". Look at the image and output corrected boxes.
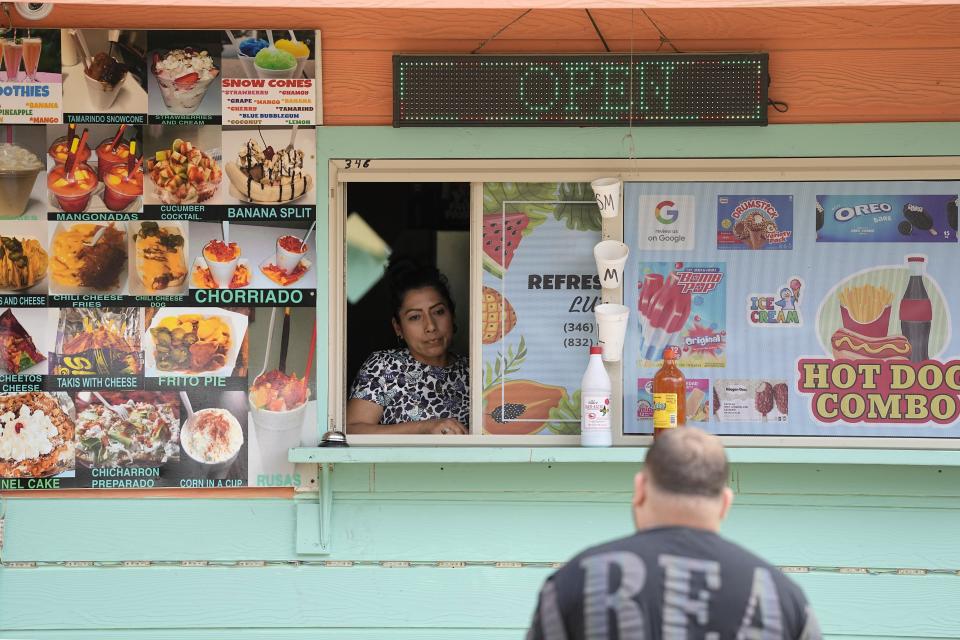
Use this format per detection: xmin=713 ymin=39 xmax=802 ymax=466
xmin=527 ymin=427 xmax=821 ymax=639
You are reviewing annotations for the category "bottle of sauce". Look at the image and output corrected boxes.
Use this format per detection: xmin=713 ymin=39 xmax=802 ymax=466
xmin=580 ymin=345 xmax=612 ymax=447
xmin=652 ymin=345 xmax=685 ymax=438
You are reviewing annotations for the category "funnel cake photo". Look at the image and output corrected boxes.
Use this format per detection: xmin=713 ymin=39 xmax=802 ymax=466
xmin=0 ymin=392 xmax=75 ymax=479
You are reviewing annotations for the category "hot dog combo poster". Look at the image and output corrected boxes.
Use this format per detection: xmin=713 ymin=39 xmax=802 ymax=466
xmin=1 ymin=29 xmax=320 ymax=490
xmin=624 ymin=182 xmax=960 ymax=437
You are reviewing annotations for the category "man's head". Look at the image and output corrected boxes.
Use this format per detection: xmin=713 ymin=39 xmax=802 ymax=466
xmin=632 ymin=428 xmax=734 ymax=532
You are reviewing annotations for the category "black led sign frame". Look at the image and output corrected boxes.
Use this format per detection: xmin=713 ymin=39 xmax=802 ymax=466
xmin=394 ymin=53 xmax=769 ymax=127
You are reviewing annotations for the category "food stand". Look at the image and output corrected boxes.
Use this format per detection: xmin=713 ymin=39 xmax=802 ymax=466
xmin=1 ymin=3 xmax=960 ymax=638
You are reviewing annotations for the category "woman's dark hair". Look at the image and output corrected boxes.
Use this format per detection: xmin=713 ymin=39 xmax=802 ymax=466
xmin=386 ymin=258 xmax=456 ymax=321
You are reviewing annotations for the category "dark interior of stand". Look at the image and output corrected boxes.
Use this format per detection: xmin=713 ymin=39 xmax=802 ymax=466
xmin=345 ymin=182 xmax=470 ymax=389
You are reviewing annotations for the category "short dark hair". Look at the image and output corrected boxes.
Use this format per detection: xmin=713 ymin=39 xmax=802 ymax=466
xmin=644 ymin=428 xmax=729 ymax=497
xmin=385 ymin=258 xmax=455 ymax=322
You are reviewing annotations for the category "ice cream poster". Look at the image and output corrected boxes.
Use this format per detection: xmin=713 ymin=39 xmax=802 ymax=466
xmin=637 ymin=261 xmax=726 ymax=368
xmin=797 ymin=254 xmax=960 ymax=425
xmin=716 ymin=195 xmax=793 ymax=250
xmin=630 ymin=377 xmax=710 ymax=433
xmin=816 ymin=195 xmax=959 ymax=243
xmin=714 ymin=379 xmax=789 ymax=423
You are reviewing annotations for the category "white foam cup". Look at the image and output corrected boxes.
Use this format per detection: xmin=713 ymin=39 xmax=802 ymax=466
xmin=249 ymin=396 xmax=307 ymax=475
xmin=203 ymin=241 xmax=240 ymax=288
xmin=594 ymin=240 xmax=629 ymax=290
xmin=595 ymin=303 xmax=629 ymax=362
xmin=591 ymin=177 xmax=622 ymax=219
xmin=276 ymin=235 xmax=306 ymax=274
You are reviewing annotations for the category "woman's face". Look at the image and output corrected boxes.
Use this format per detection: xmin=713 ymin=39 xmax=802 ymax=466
xmin=393 ymin=286 xmax=454 ymax=365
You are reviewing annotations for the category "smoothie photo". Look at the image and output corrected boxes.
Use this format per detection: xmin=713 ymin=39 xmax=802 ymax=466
xmin=2 ymin=36 xmax=23 ymax=82
xmin=21 ymin=36 xmax=41 ymax=82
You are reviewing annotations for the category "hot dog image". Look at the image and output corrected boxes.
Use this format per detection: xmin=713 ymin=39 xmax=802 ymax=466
xmin=830 ymin=327 xmax=911 ymax=361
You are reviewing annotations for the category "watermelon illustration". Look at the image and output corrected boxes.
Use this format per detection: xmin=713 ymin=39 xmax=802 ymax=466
xmin=483 ymin=212 xmax=529 ymax=278
xmin=482 ymin=286 xmax=517 ymax=344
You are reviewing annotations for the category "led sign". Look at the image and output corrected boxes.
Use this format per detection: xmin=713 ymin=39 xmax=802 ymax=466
xmin=394 ymin=53 xmax=768 ymax=127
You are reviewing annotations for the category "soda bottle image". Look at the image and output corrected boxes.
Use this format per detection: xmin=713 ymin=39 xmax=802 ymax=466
xmin=899 ymin=256 xmax=932 ymax=362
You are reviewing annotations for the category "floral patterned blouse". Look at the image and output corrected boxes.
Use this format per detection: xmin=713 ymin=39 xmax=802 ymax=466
xmin=349 ymin=349 xmax=470 ymax=425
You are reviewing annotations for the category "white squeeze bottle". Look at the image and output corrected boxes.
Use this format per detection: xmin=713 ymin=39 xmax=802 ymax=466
xmin=581 ymin=345 xmax=612 ymax=447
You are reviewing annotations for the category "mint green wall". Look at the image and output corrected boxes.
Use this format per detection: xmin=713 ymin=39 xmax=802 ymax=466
xmin=3 ymin=123 xmax=960 ymax=639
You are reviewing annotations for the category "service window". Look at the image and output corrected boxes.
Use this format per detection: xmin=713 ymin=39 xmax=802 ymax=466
xmin=331 ymin=158 xmax=960 ymax=447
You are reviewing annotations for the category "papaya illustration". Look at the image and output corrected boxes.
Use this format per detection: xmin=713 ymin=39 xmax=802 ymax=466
xmin=483 ymin=379 xmax=567 ymax=435
xmin=482 ymin=286 xmax=517 ymax=345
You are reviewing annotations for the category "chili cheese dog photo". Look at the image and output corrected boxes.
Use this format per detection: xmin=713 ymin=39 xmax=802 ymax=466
xmin=131 ymin=221 xmax=188 ymax=294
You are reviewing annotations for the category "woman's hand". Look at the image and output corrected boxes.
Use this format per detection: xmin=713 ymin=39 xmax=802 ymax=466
xmin=425 ymin=418 xmax=467 ymax=435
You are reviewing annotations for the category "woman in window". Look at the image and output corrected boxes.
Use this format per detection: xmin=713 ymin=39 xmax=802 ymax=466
xmin=347 ymin=260 xmax=468 ymax=435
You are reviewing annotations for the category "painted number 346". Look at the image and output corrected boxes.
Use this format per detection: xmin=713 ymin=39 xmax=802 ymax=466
xmin=344 ymin=159 xmax=371 ymax=168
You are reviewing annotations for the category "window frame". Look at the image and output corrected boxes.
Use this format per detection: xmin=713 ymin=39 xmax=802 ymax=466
xmin=330 ymin=156 xmax=960 ymax=448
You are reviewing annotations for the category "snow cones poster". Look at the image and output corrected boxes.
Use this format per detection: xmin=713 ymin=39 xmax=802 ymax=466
xmin=481 ymin=183 xmax=601 ymax=435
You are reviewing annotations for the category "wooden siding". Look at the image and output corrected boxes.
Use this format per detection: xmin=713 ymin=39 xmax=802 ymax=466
xmin=20 ymin=5 xmax=960 ymax=125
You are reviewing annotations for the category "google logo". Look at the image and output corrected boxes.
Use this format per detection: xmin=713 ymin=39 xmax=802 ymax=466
xmin=655 ymin=200 xmax=679 ymax=224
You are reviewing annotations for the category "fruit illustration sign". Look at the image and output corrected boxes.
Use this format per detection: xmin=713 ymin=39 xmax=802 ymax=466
xmin=481 ymin=183 xmax=601 ymax=435
xmin=817 ymin=195 xmax=958 ymax=243
xmin=798 ymin=254 xmax=960 ymax=425
xmin=636 ymin=262 xmax=726 ymax=368
xmin=717 ymin=195 xmax=793 ymax=250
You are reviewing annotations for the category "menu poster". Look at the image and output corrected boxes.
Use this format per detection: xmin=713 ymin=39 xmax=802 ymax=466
xmin=0 ymin=28 xmax=62 ymax=124
xmin=0 ymin=28 xmax=320 ymax=491
xmin=623 ymin=181 xmax=960 ymax=438
xmin=480 ymin=182 xmax=600 ymax=436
